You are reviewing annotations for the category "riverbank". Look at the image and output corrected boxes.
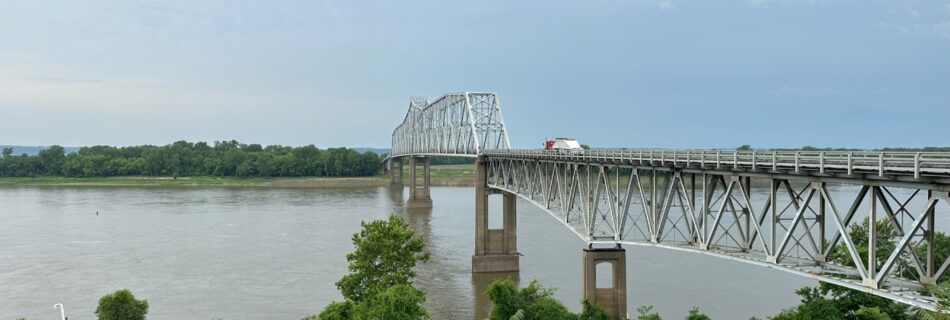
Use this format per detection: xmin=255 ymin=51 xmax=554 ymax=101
xmin=0 ymin=165 xmax=476 ymax=187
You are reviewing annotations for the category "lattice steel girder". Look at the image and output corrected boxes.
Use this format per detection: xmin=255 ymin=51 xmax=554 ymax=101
xmin=482 ymin=149 xmax=950 ymax=188
xmin=390 ymin=93 xmax=511 ymax=158
xmin=484 ymin=154 xmax=950 ymax=311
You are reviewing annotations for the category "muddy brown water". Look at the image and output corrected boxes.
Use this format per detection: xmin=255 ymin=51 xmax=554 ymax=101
xmin=1 ymin=185 xmax=820 ymax=319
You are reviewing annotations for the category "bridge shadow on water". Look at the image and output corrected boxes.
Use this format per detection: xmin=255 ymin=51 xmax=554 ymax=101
xmin=388 ymin=186 xmax=434 ymax=241
xmin=386 ymin=185 xmax=470 ymax=318
xmin=385 ymin=185 xmax=532 ymax=319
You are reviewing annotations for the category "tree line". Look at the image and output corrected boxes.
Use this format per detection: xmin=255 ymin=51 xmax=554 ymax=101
xmin=0 ymin=140 xmax=382 ymax=178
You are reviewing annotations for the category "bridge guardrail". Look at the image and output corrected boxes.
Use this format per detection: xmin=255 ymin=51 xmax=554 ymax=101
xmin=482 ymin=149 xmax=950 ymax=179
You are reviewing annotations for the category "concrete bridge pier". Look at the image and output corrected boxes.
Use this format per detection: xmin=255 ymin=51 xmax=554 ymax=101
xmin=406 ymin=156 xmax=432 ymax=208
xmin=583 ymin=246 xmax=627 ymax=320
xmin=473 ymin=156 xmax=519 ymax=273
xmin=388 ymin=158 xmax=403 ymax=186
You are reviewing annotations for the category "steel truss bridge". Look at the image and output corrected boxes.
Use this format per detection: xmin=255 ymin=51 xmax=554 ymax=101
xmin=387 ymin=92 xmax=950 ymax=316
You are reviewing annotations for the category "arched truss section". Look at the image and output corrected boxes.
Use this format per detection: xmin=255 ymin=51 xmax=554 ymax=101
xmin=483 ymin=151 xmax=950 ymax=311
xmin=390 ymin=92 xmax=511 ymax=157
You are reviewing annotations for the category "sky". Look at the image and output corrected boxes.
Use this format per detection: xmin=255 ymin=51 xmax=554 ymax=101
xmin=0 ymin=0 xmax=947 ymax=149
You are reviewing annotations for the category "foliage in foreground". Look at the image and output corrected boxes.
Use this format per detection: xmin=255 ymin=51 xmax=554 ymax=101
xmin=484 ymin=278 xmax=613 ymax=320
xmin=764 ymin=217 xmax=950 ymax=320
xmin=633 ymin=304 xmax=714 ymax=320
xmin=335 ymin=215 xmax=431 ymax=302
xmin=628 ymin=217 xmax=950 ymax=320
xmin=313 ymin=214 xmax=431 ymax=320
xmin=96 ymin=289 xmax=149 ymax=320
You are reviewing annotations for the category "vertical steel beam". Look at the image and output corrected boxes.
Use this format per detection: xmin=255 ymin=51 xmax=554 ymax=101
xmin=768 ymin=179 xmax=778 ymax=263
xmin=868 ymin=186 xmax=878 ymax=284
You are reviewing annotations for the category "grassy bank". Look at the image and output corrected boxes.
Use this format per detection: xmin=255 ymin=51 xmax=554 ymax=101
xmin=0 ymin=164 xmax=476 ymax=187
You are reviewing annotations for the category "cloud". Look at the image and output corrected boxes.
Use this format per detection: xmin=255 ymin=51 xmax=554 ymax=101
xmin=20 ymin=75 xmax=104 ymax=85
xmin=744 ymin=0 xmax=827 ymax=7
xmin=751 ymin=85 xmax=839 ymax=96
xmin=137 ymin=2 xmax=186 ymax=15
xmin=657 ymin=0 xmax=675 ymax=10
xmin=880 ymin=21 xmax=950 ymax=40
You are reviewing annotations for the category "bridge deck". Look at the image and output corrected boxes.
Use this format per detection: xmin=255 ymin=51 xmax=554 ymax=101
xmin=387 ymin=92 xmax=950 ymax=311
xmin=484 ymin=149 xmax=950 ymax=185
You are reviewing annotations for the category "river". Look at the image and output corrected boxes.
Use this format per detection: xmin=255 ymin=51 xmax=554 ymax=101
xmin=0 ymin=185 xmax=815 ymax=319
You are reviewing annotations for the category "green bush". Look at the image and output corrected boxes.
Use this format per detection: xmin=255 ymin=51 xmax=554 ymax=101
xmin=316 ymin=215 xmax=431 ymax=320
xmin=95 ymin=289 xmax=149 ymax=320
xmin=485 ymin=278 xmax=609 ymax=320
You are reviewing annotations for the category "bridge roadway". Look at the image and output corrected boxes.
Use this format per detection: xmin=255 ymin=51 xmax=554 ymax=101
xmin=385 ymin=92 xmax=950 ymax=319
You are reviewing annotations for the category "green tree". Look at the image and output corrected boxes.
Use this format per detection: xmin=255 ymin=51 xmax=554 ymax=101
xmin=828 ymin=217 xmax=898 ymax=269
xmin=37 ymin=145 xmax=66 ymax=175
xmin=736 ymin=144 xmax=753 ymax=151
xmin=769 ymin=217 xmax=916 ymax=320
xmin=637 ymin=305 xmax=662 ymax=320
xmin=855 ymin=307 xmax=892 ymax=320
xmin=95 ymin=289 xmax=149 ymax=320
xmin=809 ymin=283 xmax=909 ymax=320
xmin=317 ymin=215 xmax=430 ymax=320
xmin=822 ymin=218 xmax=909 ymax=320
xmin=768 ymin=287 xmax=844 ymax=320
xmin=356 ymin=284 xmax=428 ymax=320
xmin=335 ymin=215 xmax=430 ymax=303
xmin=509 ymin=310 xmax=526 ymax=320
xmin=525 ymin=297 xmax=576 ymax=320
xmin=685 ymin=307 xmax=710 ymax=320
xmin=578 ymin=300 xmax=610 ymax=320
xmin=913 ymin=232 xmax=950 ymax=280
xmin=935 ymin=282 xmax=950 ymax=312
xmin=314 ymin=301 xmax=354 ymax=320
xmin=485 ymin=279 xmax=609 ymax=320
xmin=486 ymin=279 xmax=525 ymax=320
xmin=915 ymin=282 xmax=950 ymax=320
xmin=0 ymin=140 xmax=382 ymax=178
xmin=2 ymin=147 xmax=12 ymax=157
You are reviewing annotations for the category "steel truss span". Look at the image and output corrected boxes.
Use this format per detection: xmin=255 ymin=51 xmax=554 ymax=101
xmin=482 ymin=149 xmax=950 ymax=311
xmin=390 ymin=92 xmax=511 ymax=158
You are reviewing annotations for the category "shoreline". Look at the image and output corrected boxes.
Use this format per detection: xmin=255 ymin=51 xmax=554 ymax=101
xmin=0 ymin=176 xmax=475 ymax=188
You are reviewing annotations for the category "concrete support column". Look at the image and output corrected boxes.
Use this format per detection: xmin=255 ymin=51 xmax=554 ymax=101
xmin=473 ymin=155 xmax=519 ymax=273
xmin=583 ymin=247 xmax=627 ymax=320
xmin=389 ymin=158 xmax=403 ymax=186
xmin=407 ymin=156 xmax=432 ymax=208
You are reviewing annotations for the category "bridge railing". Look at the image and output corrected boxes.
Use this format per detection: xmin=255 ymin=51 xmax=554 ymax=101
xmin=482 ymin=149 xmax=950 ymax=179
xmin=481 ymin=149 xmax=950 ymax=310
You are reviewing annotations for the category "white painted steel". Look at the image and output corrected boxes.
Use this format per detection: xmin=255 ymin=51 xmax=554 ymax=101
xmin=384 ymin=94 xmax=950 ymax=310
xmin=390 ymin=93 xmax=510 ymax=157
xmin=482 ymin=153 xmax=950 ymax=311
xmin=483 ymin=149 xmax=950 ymax=181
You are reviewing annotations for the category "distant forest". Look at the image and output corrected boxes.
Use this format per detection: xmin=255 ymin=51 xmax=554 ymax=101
xmin=0 ymin=140 xmax=382 ymax=178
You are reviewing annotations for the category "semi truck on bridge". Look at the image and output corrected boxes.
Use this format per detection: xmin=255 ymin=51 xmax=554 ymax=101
xmin=543 ymin=137 xmax=582 ymax=150
xmin=544 ymin=137 xmax=583 ymax=155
